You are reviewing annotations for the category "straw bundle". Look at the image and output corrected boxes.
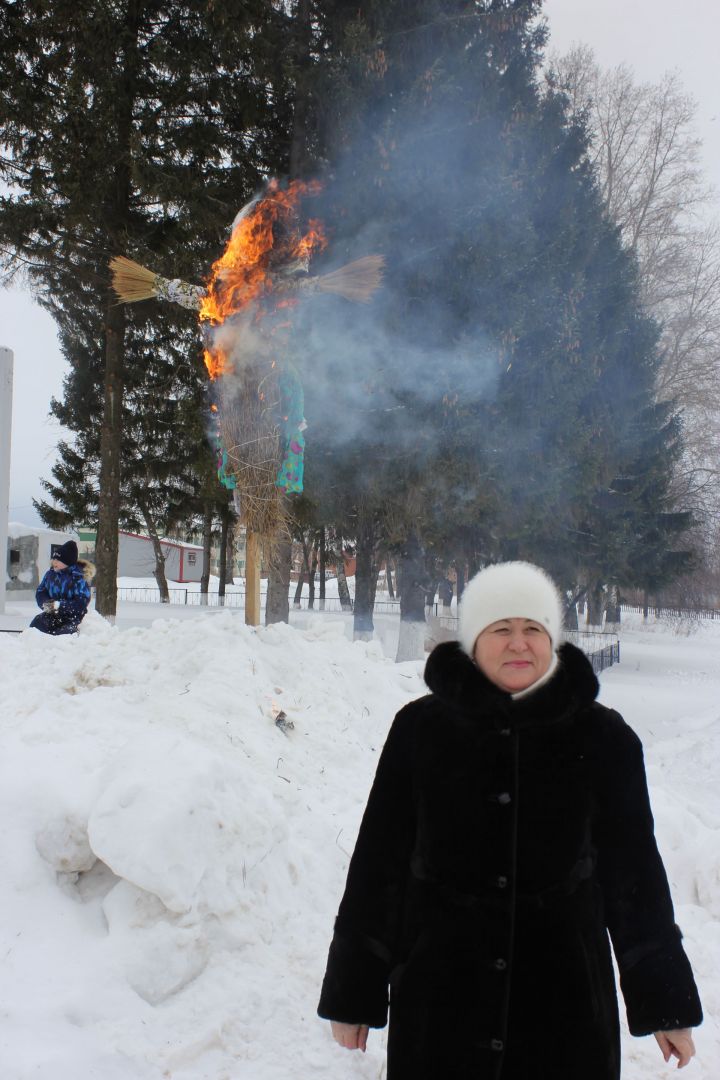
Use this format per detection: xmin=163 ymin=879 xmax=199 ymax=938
xmin=109 ymin=256 xmax=159 ymax=302
xmin=217 ymin=366 xmax=287 ymax=538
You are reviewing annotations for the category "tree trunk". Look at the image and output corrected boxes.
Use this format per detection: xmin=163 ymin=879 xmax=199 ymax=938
xmin=586 ymin=586 xmax=604 ymax=629
xmin=386 ymin=557 xmax=395 ymax=600
xmin=605 ymin=585 xmax=621 ymax=631
xmin=266 ymin=532 xmax=292 ymax=625
xmin=643 ymin=588 xmax=650 ymax=621
xmin=564 ymin=599 xmax=579 ymax=631
xmin=94 ymin=2 xmax=139 ymax=618
xmin=293 ymin=540 xmax=305 ymax=608
xmin=289 ymin=0 xmax=312 ymax=179
xmin=319 ymin=526 xmax=326 ymax=611
xmin=455 ymin=560 xmax=465 ymax=602
xmin=424 ymin=556 xmax=438 ymax=614
xmin=265 ymin=3 xmax=312 ymax=625
xmin=336 ymin=548 xmax=352 ymax=611
xmin=396 ymin=532 xmax=427 ymax=662
xmin=369 ymin=547 xmax=380 ymax=610
xmin=218 ymin=507 xmax=230 ymax=604
xmin=94 ymin=303 xmax=125 ymax=617
xmin=566 ymin=587 xmax=586 ymax=630
xmin=353 ymin=520 xmax=376 ymax=640
xmin=137 ymin=494 xmax=169 ymax=603
xmin=200 ymin=506 xmax=212 ymax=605
xmin=224 ymin=525 xmax=235 ymax=585
xmin=308 ymin=539 xmax=318 ymax=609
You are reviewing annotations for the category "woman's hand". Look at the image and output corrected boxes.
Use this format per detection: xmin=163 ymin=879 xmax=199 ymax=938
xmin=330 ymin=1020 xmax=369 ymax=1052
xmin=654 ymin=1029 xmax=696 ymax=1068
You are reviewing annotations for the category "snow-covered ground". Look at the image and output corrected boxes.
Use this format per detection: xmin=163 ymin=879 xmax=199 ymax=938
xmin=0 ymin=608 xmax=718 ymax=1078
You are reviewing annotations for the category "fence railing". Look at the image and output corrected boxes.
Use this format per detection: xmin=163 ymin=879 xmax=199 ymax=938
xmin=114 ymin=589 xmax=621 ymax=668
xmin=620 ymin=602 xmax=720 ymax=621
xmin=587 ymin=641 xmax=621 ymax=674
xmin=426 ymin=614 xmax=621 ymax=671
xmin=115 ymin=588 xmax=440 ymax=614
xmin=563 ymin=631 xmax=620 ymax=673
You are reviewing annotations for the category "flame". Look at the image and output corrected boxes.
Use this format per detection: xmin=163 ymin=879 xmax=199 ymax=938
xmin=200 ymin=179 xmax=327 ymax=379
xmin=204 ymin=348 xmax=226 ymax=380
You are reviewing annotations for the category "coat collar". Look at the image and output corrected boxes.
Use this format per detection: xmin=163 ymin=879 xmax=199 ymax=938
xmin=423 ymin=640 xmax=599 ymax=730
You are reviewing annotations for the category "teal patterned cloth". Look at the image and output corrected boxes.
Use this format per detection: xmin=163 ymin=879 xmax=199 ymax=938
xmin=217 ymin=444 xmax=237 ymax=490
xmin=276 ymin=367 xmax=306 ymax=494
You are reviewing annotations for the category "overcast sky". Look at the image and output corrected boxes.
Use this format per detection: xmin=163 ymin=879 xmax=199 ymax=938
xmin=2 ymin=0 xmax=719 ymax=528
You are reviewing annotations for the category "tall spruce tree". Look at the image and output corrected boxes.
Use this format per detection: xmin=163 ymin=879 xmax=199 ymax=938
xmin=289 ymin=0 xmax=687 ymax=639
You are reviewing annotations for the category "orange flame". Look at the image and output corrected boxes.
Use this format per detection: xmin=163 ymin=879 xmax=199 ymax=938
xmin=200 ymin=179 xmax=327 ymax=379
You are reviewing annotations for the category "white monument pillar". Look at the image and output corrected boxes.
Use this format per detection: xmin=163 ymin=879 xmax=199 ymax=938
xmin=0 ymin=347 xmax=13 ymax=615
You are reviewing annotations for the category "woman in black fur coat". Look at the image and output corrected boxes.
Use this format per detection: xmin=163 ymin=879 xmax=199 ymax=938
xmin=318 ymin=562 xmax=702 ymax=1079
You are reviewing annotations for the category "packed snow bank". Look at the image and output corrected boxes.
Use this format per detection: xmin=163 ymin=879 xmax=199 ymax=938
xmin=0 ymin=611 xmax=718 ymax=1078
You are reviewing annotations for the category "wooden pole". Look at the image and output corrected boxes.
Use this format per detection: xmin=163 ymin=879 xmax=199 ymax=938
xmin=245 ymin=529 xmax=262 ymax=626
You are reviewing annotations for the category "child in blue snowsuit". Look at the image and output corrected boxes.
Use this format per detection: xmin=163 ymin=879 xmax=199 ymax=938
xmin=31 ymin=540 xmax=93 ymax=636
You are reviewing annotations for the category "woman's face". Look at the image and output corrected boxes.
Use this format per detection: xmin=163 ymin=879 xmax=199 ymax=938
xmin=473 ymin=618 xmax=553 ymax=693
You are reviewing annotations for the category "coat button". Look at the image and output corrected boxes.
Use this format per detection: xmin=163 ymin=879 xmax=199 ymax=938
xmin=496 ymin=875 xmax=508 ymax=889
xmin=494 ymin=958 xmax=507 ymax=971
xmin=491 ymin=1039 xmax=504 ymax=1052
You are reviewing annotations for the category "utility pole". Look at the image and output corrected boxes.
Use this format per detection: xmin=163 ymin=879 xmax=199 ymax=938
xmin=0 ymin=347 xmax=13 ymax=615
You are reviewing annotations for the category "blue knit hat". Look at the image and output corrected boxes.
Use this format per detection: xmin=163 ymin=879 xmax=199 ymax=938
xmin=51 ymin=540 xmax=78 ymax=566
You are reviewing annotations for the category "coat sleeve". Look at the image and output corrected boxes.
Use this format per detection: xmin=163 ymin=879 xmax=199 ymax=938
xmin=36 ymin=572 xmax=52 ymax=608
xmin=594 ymin=712 xmax=702 ymax=1036
xmin=317 ymin=705 xmax=417 ymax=1028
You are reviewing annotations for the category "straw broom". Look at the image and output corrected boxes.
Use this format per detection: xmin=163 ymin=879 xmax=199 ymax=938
xmin=108 ymin=256 xmax=158 ymax=302
xmin=312 ymin=255 xmax=385 ymax=303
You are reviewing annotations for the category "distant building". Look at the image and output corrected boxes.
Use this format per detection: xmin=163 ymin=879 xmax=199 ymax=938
xmin=76 ymin=526 xmax=97 ymax=557
xmin=118 ymin=531 xmax=203 ymax=582
xmin=172 ymin=525 xmax=246 ymax=580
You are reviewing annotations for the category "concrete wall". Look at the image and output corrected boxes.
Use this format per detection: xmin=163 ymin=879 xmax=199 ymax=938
xmin=6 ymin=524 xmax=76 ymax=602
xmin=6 ymin=533 xmax=40 ymax=593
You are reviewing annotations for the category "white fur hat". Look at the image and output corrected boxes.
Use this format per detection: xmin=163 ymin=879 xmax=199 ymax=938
xmin=458 ymin=561 xmax=563 ymax=657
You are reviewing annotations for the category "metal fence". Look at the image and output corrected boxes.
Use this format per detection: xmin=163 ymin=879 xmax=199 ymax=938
xmin=113 ymin=589 xmax=720 ymax=625
xmin=433 ymin=616 xmax=621 ymax=672
xmin=563 ymin=631 xmax=620 ymax=673
xmin=587 ymin=641 xmax=621 ymax=673
xmin=620 ymin=602 xmax=720 ymax=621
xmin=115 ymin=588 xmax=431 ymax=614
xmin=117 ymin=586 xmax=352 ymax=610
xmin=116 ymin=587 xmax=250 ymax=608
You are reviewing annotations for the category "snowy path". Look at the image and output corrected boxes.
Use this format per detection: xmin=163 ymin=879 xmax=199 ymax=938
xmin=0 ymin=610 xmax=717 ymax=1078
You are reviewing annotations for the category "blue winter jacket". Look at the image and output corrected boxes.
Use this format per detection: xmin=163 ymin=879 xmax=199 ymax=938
xmin=36 ymin=564 xmax=91 ymax=627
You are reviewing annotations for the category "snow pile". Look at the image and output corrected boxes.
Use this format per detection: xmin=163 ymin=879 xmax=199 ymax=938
xmin=0 ymin=610 xmax=718 ymax=1078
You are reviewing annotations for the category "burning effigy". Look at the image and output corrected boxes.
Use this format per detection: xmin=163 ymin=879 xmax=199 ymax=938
xmin=110 ymin=179 xmax=384 ymax=540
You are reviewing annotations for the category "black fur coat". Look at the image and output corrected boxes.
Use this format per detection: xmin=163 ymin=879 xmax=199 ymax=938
xmin=318 ymin=642 xmax=702 ymax=1080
